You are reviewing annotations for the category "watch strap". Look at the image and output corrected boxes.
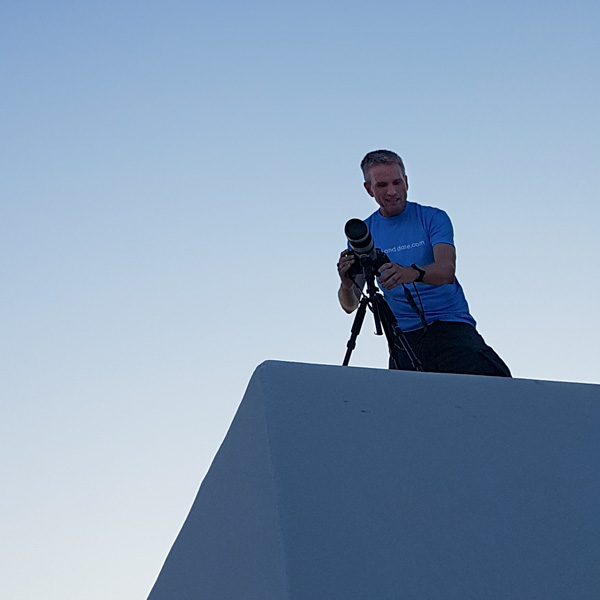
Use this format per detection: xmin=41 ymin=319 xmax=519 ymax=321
xmin=411 ymin=264 xmax=426 ymax=283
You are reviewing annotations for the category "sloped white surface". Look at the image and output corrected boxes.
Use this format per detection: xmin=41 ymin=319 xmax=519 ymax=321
xmin=148 ymin=361 xmax=600 ymax=599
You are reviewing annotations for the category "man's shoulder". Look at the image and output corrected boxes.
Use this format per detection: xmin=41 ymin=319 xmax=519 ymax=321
xmin=411 ymin=202 xmax=453 ymax=228
xmin=363 ymin=209 xmax=381 ymax=228
xmin=411 ymin=201 xmax=446 ymax=216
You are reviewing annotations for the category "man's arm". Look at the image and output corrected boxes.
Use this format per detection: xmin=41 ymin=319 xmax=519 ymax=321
xmin=378 ymin=243 xmax=456 ymax=290
xmin=337 ymin=250 xmax=365 ymax=313
xmin=420 ymin=242 xmax=456 ymax=285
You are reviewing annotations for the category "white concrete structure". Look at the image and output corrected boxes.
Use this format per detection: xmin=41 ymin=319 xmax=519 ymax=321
xmin=148 ymin=361 xmax=600 ymax=599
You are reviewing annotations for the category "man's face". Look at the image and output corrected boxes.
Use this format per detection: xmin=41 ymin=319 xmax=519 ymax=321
xmin=364 ymin=163 xmax=409 ymax=218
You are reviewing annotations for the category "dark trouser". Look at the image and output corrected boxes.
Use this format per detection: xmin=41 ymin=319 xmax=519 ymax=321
xmin=389 ymin=321 xmax=511 ymax=377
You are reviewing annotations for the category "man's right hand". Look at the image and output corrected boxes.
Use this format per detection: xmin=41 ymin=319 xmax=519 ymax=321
xmin=337 ymin=250 xmax=363 ymax=313
xmin=337 ymin=249 xmax=356 ymax=288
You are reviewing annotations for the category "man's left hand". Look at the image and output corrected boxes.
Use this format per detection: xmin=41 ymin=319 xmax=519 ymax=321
xmin=378 ymin=262 xmax=418 ymax=289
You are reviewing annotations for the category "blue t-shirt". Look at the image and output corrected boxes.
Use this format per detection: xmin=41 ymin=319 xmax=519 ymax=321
xmin=363 ymin=202 xmax=476 ymax=332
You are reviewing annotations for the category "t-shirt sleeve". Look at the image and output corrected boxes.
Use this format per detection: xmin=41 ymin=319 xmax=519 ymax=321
xmin=427 ymin=208 xmax=455 ymax=247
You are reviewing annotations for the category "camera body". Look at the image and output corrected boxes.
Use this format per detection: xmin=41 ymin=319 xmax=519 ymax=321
xmin=347 ymin=248 xmax=391 ymax=278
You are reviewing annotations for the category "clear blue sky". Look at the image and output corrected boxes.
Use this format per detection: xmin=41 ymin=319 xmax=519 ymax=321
xmin=2 ymin=1 xmax=598 ymax=598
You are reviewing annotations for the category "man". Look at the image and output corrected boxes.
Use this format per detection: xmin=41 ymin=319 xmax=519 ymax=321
xmin=337 ymin=149 xmax=511 ymax=377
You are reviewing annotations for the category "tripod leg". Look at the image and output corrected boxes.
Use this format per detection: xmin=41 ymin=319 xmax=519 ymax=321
xmin=342 ymin=296 xmax=370 ymax=366
xmin=374 ymin=293 xmax=423 ymax=372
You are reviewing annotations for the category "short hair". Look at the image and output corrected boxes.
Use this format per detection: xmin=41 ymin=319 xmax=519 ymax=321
xmin=360 ymin=150 xmax=406 ymax=182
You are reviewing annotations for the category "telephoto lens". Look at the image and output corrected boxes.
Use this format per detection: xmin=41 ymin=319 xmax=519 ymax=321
xmin=344 ymin=219 xmax=376 ymax=260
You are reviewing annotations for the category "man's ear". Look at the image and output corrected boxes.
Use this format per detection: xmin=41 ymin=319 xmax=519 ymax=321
xmin=364 ymin=181 xmax=374 ymax=197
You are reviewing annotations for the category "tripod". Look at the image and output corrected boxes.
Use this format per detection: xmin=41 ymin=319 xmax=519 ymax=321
xmin=342 ymin=261 xmax=423 ymax=371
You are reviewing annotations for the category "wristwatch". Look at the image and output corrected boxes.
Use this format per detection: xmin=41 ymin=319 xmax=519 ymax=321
xmin=411 ymin=264 xmax=426 ymax=283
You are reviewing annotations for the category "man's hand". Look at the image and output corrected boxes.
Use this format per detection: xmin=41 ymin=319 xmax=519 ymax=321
xmin=378 ymin=262 xmax=419 ymax=289
xmin=337 ymin=250 xmax=357 ymax=288
xmin=337 ymin=250 xmax=364 ymax=313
